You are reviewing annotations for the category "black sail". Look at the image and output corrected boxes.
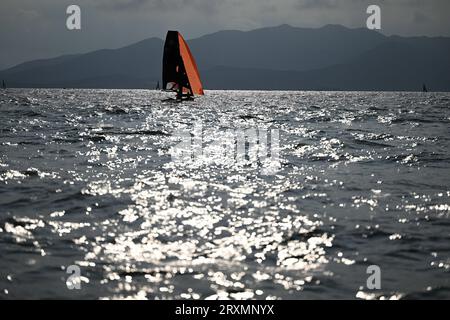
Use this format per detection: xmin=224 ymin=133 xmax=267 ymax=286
xmin=162 ymin=31 xmax=190 ymax=94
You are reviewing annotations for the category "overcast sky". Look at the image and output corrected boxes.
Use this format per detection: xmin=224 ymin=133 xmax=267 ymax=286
xmin=1 ymin=0 xmax=449 ymax=69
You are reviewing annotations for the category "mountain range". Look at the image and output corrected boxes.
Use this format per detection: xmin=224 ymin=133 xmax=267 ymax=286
xmin=1 ymin=24 xmax=450 ymax=91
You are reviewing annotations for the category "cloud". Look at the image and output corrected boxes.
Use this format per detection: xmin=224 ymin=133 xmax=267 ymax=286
xmin=94 ymin=0 xmax=224 ymax=14
xmin=295 ymin=0 xmax=340 ymax=10
xmin=0 ymin=0 xmax=450 ymax=69
xmin=95 ymin=0 xmax=169 ymax=11
xmin=413 ymin=11 xmax=429 ymax=24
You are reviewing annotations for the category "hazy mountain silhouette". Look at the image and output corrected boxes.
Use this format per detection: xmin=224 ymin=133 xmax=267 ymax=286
xmin=1 ymin=24 xmax=449 ymax=91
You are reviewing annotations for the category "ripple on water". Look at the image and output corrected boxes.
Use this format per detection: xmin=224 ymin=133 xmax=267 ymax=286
xmin=0 ymin=89 xmax=449 ymax=299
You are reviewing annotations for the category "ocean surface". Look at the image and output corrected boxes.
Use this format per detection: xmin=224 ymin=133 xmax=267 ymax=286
xmin=0 ymin=89 xmax=449 ymax=299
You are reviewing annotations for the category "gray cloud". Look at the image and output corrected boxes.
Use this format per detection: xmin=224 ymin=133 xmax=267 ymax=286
xmin=94 ymin=0 xmax=224 ymax=13
xmin=413 ymin=11 xmax=430 ymax=24
xmin=295 ymin=0 xmax=340 ymax=10
xmin=0 ymin=0 xmax=449 ymax=70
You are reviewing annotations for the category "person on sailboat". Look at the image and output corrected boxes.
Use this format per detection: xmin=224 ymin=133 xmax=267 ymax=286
xmin=175 ymin=86 xmax=193 ymax=101
xmin=176 ymin=87 xmax=183 ymax=101
xmin=174 ymin=67 xmax=194 ymax=101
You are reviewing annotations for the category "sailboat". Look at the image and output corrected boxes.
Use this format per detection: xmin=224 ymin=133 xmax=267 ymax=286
xmin=422 ymin=83 xmax=428 ymax=92
xmin=162 ymin=31 xmax=204 ymax=101
xmin=2 ymin=80 xmax=6 ymax=89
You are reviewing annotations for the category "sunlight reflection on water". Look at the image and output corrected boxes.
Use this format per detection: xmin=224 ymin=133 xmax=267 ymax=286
xmin=0 ymin=89 xmax=450 ymax=299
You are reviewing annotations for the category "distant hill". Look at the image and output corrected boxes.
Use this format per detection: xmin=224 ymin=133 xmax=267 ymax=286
xmin=1 ymin=24 xmax=449 ymax=91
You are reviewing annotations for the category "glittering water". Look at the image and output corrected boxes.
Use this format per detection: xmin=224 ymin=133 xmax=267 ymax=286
xmin=0 ymin=89 xmax=449 ymax=299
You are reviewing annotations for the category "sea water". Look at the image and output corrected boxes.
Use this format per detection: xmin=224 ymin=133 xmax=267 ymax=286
xmin=0 ymin=89 xmax=449 ymax=299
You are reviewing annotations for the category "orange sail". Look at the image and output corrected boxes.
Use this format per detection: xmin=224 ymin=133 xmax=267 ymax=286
xmin=162 ymin=31 xmax=204 ymax=97
xmin=178 ymin=33 xmax=204 ymax=96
